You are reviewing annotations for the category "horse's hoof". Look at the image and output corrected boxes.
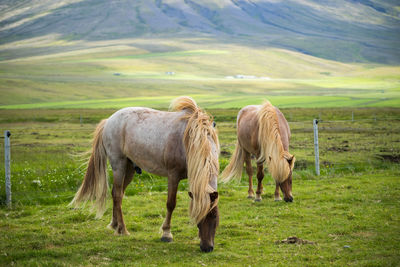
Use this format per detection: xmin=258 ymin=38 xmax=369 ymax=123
xmin=254 ymin=198 xmax=262 ymax=202
xmin=275 ymin=198 xmax=282 ymax=202
xmin=161 ymin=236 xmax=173 ymax=242
xmin=114 ymin=227 xmax=130 ymax=236
xmin=247 ymin=195 xmax=255 ymax=199
xmin=114 ymin=231 xmax=130 ymax=236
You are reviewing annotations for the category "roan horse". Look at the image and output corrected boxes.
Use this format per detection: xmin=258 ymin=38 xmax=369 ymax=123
xmin=70 ymin=96 xmax=220 ymax=252
xmin=221 ymin=101 xmax=295 ymax=202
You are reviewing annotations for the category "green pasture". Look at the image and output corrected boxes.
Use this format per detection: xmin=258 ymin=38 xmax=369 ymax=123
xmin=0 ymin=173 xmax=398 ymax=266
xmin=0 ymin=108 xmax=399 ymax=266
xmin=1 ymin=93 xmax=399 ymax=110
xmin=1 ymin=38 xmax=399 ymax=109
xmin=0 ymin=37 xmax=399 ymax=265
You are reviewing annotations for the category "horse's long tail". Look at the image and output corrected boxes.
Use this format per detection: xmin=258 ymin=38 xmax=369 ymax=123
xmin=69 ymin=119 xmax=108 ymax=218
xmin=220 ymin=140 xmax=245 ymax=183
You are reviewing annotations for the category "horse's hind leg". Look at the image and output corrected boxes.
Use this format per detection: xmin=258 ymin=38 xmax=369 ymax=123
xmin=109 ymin=158 xmax=131 ymax=235
xmin=274 ymin=181 xmax=282 ymax=201
xmin=244 ymin=152 xmax=254 ymax=199
xmin=161 ymin=174 xmax=179 ymax=242
xmin=108 ymin=159 xmax=135 ymax=232
xmin=123 ymin=159 xmax=135 ymax=193
xmin=255 ymin=163 xmax=264 ymax=202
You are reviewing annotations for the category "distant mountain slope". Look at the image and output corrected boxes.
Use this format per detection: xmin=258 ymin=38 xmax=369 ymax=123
xmin=0 ymin=0 xmax=399 ymax=63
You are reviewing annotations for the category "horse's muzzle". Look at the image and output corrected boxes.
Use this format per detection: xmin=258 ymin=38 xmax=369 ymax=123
xmin=200 ymin=245 xmax=214 ymax=253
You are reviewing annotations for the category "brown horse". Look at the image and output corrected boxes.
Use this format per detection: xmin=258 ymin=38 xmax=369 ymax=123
xmin=70 ymin=96 xmax=220 ymax=252
xmin=221 ymin=101 xmax=295 ymax=202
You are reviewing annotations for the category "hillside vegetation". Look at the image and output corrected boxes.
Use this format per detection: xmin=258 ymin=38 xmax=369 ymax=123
xmin=0 ymin=0 xmax=399 ymax=108
xmin=0 ymin=0 xmax=399 ymax=63
xmin=0 ymin=38 xmax=399 ymax=108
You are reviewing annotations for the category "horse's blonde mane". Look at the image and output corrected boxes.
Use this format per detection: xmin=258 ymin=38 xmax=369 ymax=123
xmin=170 ymin=96 xmax=219 ymax=224
xmin=257 ymin=101 xmax=294 ymax=183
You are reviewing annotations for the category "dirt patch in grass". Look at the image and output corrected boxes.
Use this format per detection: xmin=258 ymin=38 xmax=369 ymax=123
xmin=327 ymin=145 xmax=350 ymax=152
xmin=276 ymin=236 xmax=316 ymax=245
xmin=376 ymin=154 xmax=400 ymax=163
xmin=352 ymin=231 xmax=376 ymax=238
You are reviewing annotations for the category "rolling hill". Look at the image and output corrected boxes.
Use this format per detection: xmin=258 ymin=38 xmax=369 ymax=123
xmin=0 ymin=0 xmax=399 ymax=63
xmin=0 ymin=0 xmax=399 ymax=109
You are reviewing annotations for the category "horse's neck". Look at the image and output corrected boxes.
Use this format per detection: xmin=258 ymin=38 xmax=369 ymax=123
xmin=275 ymin=109 xmax=290 ymax=151
xmin=269 ymin=124 xmax=285 ymax=157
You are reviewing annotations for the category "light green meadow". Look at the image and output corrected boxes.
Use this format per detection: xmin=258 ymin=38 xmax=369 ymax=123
xmin=1 ymin=38 xmax=399 ymax=109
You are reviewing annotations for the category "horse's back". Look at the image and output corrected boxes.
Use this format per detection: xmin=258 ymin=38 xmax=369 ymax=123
xmin=237 ymin=104 xmax=291 ymax=154
xmin=103 ymin=107 xmax=187 ymax=176
xmin=237 ymin=105 xmax=260 ymax=155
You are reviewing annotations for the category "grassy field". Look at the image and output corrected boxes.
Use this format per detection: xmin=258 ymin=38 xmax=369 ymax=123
xmin=0 ymin=173 xmax=398 ymax=266
xmin=0 ymin=108 xmax=399 ymax=266
xmin=1 ymin=38 xmax=399 ymax=109
xmin=0 ymin=36 xmax=399 ymax=266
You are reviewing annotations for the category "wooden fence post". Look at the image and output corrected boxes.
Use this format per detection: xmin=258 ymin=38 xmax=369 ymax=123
xmin=4 ymin=130 xmax=11 ymax=207
xmin=313 ymin=119 xmax=320 ymax=176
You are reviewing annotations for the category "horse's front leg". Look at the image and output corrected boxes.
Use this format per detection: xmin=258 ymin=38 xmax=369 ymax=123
xmin=244 ymin=152 xmax=254 ymax=199
xmin=161 ymin=176 xmax=179 ymax=242
xmin=274 ymin=181 xmax=282 ymax=201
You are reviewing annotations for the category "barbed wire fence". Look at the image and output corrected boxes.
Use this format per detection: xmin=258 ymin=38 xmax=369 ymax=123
xmin=1 ymin=115 xmax=399 ymax=207
xmin=291 ymin=116 xmax=400 ymax=177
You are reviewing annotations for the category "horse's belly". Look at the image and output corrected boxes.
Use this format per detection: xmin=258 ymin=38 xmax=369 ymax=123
xmin=127 ymin=154 xmax=168 ymax=177
xmin=124 ymin=139 xmax=169 ymax=177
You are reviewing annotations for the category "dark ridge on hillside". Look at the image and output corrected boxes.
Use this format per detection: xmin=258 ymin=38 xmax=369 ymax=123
xmin=0 ymin=0 xmax=399 ymax=63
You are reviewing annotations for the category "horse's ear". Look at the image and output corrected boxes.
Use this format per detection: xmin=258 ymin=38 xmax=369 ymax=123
xmin=284 ymin=152 xmax=295 ymax=169
xmin=210 ymin=192 xmax=218 ymax=202
xmin=188 ymin=192 xmax=193 ymax=199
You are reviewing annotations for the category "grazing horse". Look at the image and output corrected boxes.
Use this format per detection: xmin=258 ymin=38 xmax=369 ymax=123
xmin=70 ymin=96 xmax=220 ymax=252
xmin=221 ymin=101 xmax=295 ymax=202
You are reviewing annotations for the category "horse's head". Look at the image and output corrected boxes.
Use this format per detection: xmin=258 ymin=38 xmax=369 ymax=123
xmin=270 ymin=151 xmax=295 ymax=202
xmin=196 ymin=122 xmax=219 ymax=252
xmin=189 ymin=191 xmax=219 ymax=252
xmin=278 ymin=152 xmax=295 ymax=202
xmin=181 ymin=102 xmax=220 ymax=252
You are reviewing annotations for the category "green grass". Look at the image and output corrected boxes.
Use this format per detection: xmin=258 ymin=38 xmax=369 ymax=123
xmin=1 ymin=93 xmax=399 ymax=109
xmin=0 ymin=108 xmax=399 ymax=265
xmin=0 ymin=173 xmax=398 ymax=266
